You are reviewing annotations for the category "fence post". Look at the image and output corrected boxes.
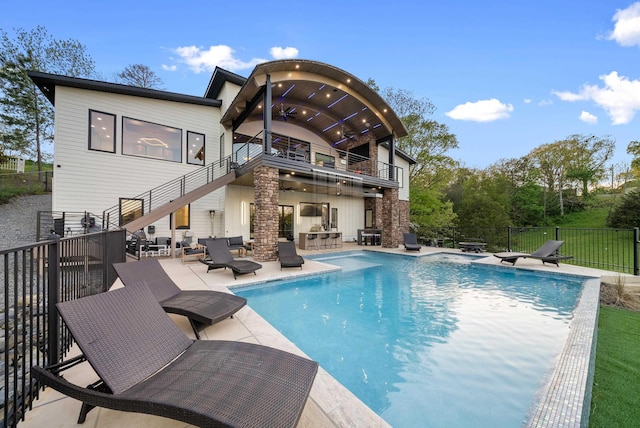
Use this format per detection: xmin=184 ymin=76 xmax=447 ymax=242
xmin=508 ymin=226 xmax=512 ymax=251
xmin=634 ymin=227 xmax=639 ymax=276
xmin=555 ymin=226 xmax=560 ymax=241
xmin=46 ymin=234 xmax=61 ymax=364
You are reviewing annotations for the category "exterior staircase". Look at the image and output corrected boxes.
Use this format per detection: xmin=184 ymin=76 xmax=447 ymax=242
xmin=102 ymin=157 xmax=237 ymax=234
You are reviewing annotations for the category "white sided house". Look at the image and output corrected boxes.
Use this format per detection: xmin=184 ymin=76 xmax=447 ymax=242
xmin=29 ymin=59 xmax=414 ymax=261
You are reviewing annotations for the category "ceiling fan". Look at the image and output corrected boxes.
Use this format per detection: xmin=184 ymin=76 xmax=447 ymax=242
xmin=276 ymin=104 xmax=297 ymax=121
xmin=340 ymin=125 xmax=355 ymax=139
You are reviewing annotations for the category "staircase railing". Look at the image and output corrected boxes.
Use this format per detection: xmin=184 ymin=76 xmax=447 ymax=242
xmin=102 ymin=157 xmax=235 ymax=231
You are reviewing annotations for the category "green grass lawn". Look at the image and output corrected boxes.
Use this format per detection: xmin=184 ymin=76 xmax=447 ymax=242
xmin=590 ymin=306 xmax=640 ymax=427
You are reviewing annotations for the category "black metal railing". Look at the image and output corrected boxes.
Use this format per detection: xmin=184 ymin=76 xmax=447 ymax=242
xmin=232 ymin=131 xmax=403 ymax=183
xmin=36 ymin=211 xmax=103 ymax=241
xmin=0 ymin=229 xmax=126 ymax=427
xmin=101 ymin=157 xmax=234 ymax=230
xmin=419 ymin=226 xmax=640 ymax=275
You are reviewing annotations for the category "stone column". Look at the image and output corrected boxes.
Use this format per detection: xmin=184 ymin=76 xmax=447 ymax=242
xmin=253 ymin=166 xmax=279 ymax=261
xmin=381 ymin=188 xmax=399 ymax=248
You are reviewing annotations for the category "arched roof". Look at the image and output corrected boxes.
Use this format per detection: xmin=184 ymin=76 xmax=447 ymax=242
xmin=219 ymin=60 xmax=408 ymax=146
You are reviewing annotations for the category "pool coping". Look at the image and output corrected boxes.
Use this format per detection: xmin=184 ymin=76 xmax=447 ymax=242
xmin=524 ymin=276 xmax=600 ymax=427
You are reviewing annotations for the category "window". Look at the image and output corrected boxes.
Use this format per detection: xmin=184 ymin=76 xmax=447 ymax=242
xmin=220 ymin=133 xmax=225 ymax=161
xmin=89 ymin=110 xmax=116 ymax=153
xmin=331 ymin=208 xmax=338 ymax=229
xmin=315 ymin=152 xmax=335 ymax=168
xmin=122 ymin=117 xmax=182 ymax=162
xmin=171 ymin=204 xmax=190 ymax=229
xmin=187 ymin=131 xmax=205 ymax=165
xmin=119 ymin=198 xmax=143 ymax=226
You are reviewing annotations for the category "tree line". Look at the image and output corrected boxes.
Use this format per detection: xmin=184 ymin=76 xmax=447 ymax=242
xmin=1 ymin=26 xmax=638 ymax=228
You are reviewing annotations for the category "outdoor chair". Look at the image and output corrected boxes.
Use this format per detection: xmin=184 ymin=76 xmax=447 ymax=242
xmin=403 ymin=233 xmax=422 ymax=251
xmin=31 ymin=281 xmax=318 ymax=427
xmin=494 ymin=240 xmax=573 ymax=266
xmin=112 ymin=258 xmax=246 ymax=339
xmin=278 ymin=241 xmax=305 ymax=270
xmin=200 ymin=238 xmax=262 ymax=279
xmin=227 ymin=235 xmax=250 ymax=256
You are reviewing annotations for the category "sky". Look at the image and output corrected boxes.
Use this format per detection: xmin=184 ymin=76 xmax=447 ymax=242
xmin=2 ymin=0 xmax=640 ymax=169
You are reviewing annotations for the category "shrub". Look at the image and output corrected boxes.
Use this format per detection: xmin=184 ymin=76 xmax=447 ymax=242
xmin=607 ymin=189 xmax=640 ymax=228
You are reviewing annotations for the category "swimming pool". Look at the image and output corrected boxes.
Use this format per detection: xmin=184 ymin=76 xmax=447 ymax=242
xmin=235 ymin=251 xmax=595 ymax=427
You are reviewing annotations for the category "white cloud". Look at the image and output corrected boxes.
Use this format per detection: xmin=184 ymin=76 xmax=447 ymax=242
xmin=172 ymin=45 xmax=268 ymax=73
xmin=445 ymin=99 xmax=513 ymax=122
xmin=538 ymin=99 xmax=553 ymax=106
xmin=169 ymin=44 xmax=300 ymax=73
xmin=553 ymin=71 xmax=640 ymax=125
xmin=523 ymin=98 xmax=532 ymax=104
xmin=161 ymin=64 xmax=177 ymax=71
xmin=270 ymin=46 xmax=299 ymax=59
xmin=607 ymin=2 xmax=640 ymax=47
xmin=579 ymin=111 xmax=598 ymax=124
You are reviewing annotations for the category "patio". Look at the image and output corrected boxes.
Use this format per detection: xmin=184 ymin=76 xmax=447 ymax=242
xmin=19 ymin=243 xmax=614 ymax=427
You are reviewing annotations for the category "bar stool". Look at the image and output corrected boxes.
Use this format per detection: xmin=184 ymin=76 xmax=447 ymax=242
xmin=332 ymin=232 xmax=341 ymax=248
xmin=306 ymin=233 xmax=318 ymax=250
xmin=320 ymin=233 xmax=331 ymax=249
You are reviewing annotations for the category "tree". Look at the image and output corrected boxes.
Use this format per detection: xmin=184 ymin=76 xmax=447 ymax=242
xmin=375 ymin=86 xmax=459 ymax=185
xmin=564 ymin=134 xmax=615 ymax=199
xmin=627 ymin=140 xmax=640 ymax=181
xmin=530 ymin=139 xmax=578 ymax=217
xmin=117 ymin=64 xmax=164 ymax=89
xmin=607 ymin=189 xmax=640 ymax=228
xmin=0 ymin=26 xmax=95 ymax=170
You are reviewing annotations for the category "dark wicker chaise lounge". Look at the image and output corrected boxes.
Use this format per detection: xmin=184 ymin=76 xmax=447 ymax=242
xmin=403 ymin=233 xmax=422 ymax=251
xmin=494 ymin=239 xmax=573 ymax=266
xmin=112 ymin=258 xmax=246 ymax=339
xmin=200 ymin=238 xmax=262 ymax=279
xmin=278 ymin=241 xmax=305 ymax=270
xmin=31 ymin=281 xmax=318 ymax=427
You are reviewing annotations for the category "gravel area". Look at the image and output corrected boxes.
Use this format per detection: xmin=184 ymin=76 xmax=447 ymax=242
xmin=0 ymin=194 xmax=51 ymax=250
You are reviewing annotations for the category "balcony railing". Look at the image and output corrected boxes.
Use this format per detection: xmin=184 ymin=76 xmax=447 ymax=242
xmin=232 ymin=131 xmax=402 ymax=183
xmin=0 ymin=230 xmax=126 ymax=427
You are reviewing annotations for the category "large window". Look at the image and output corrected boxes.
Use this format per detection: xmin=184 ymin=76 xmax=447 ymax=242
xmin=187 ymin=131 xmax=205 ymax=165
xmin=119 ymin=198 xmax=143 ymax=226
xmin=89 ymin=110 xmax=116 ymax=153
xmin=122 ymin=117 xmax=182 ymax=162
xmin=171 ymin=204 xmax=190 ymax=229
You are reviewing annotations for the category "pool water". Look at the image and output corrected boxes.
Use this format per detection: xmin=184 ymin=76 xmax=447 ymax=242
xmin=235 ymin=252 xmax=585 ymax=428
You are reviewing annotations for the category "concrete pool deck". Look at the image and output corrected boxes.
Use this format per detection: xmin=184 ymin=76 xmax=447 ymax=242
xmin=20 ymin=243 xmax=612 ymax=427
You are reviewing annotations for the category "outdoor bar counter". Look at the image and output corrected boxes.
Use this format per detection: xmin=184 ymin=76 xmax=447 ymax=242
xmin=298 ymin=231 xmax=342 ymax=250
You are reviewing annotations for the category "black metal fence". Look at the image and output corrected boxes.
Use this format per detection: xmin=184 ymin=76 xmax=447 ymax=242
xmin=420 ymin=226 xmax=640 ymax=275
xmin=0 ymin=229 xmax=126 ymax=428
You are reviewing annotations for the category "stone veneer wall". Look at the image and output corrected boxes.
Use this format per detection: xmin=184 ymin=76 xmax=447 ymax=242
xmin=253 ymin=166 xmax=279 ymax=261
xmin=398 ymin=200 xmax=409 ymax=234
xmin=381 ymin=188 xmax=400 ymax=248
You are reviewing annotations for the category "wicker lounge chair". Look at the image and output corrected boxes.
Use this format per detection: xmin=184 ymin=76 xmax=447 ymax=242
xmin=494 ymin=240 xmax=573 ymax=266
xmin=31 ymin=281 xmax=318 ymax=427
xmin=278 ymin=241 xmax=305 ymax=270
xmin=403 ymin=233 xmax=422 ymax=251
xmin=112 ymin=258 xmax=246 ymax=339
xmin=200 ymin=238 xmax=262 ymax=279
